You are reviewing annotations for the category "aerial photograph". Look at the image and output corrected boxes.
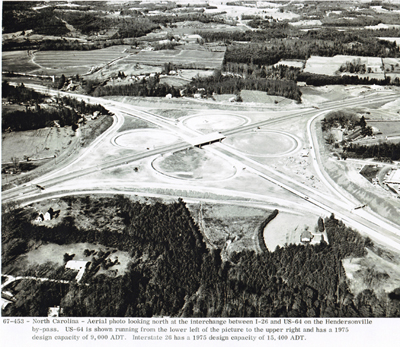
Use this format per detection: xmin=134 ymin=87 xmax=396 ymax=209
xmin=1 ymin=0 xmax=400 ymax=319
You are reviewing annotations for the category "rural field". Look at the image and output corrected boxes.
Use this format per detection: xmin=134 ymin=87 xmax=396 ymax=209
xmin=2 ymin=51 xmax=39 ymax=73
xmin=2 ymin=126 xmax=76 ymax=164
xmin=120 ymin=49 xmax=225 ymax=69
xmin=304 ymin=55 xmax=385 ymax=76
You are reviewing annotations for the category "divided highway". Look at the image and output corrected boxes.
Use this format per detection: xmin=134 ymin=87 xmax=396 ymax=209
xmin=3 ymin=84 xmax=400 ymax=250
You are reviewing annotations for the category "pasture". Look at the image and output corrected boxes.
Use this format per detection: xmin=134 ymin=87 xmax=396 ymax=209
xmin=121 ymin=49 xmax=225 ymax=69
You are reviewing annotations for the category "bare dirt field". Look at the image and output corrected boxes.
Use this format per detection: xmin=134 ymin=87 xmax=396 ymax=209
xmin=152 ymin=147 xmax=237 ymax=181
xmin=188 ymin=202 xmax=272 ymax=256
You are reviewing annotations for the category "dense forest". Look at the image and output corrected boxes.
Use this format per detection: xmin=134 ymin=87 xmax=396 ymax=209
xmin=91 ymin=77 xmax=181 ymax=98
xmin=2 ymin=3 xmax=69 ymax=36
xmin=2 ymin=81 xmax=45 ymax=104
xmin=2 ymin=196 xmax=400 ymax=317
xmin=2 ymin=82 xmax=112 ymax=132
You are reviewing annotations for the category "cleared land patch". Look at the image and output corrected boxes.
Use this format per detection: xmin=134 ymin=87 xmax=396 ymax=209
xmin=263 ymin=212 xmax=320 ymax=251
xmin=223 ymin=131 xmax=299 ymax=157
xmin=152 ymin=147 xmax=236 ymax=181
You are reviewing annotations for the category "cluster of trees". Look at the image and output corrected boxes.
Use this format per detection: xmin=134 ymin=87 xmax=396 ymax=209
xmin=91 ymin=77 xmax=181 ymax=98
xmin=3 ymin=196 xmax=400 ymax=317
xmin=2 ymin=107 xmax=80 ymax=132
xmin=339 ymin=59 xmax=367 ymax=74
xmin=297 ymin=73 xmax=399 ymax=87
xmin=223 ymin=62 xmax=301 ymax=81
xmin=57 ymin=96 xmax=111 ymax=116
xmin=343 ymin=142 xmax=400 ymax=161
xmin=186 ymin=72 xmax=302 ymax=102
xmin=321 ymin=111 xmax=361 ymax=132
xmin=2 ymin=82 xmax=44 ymax=104
xmin=2 ymin=83 xmax=111 ymax=132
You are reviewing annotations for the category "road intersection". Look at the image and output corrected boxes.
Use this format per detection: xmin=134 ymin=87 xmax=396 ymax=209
xmin=3 ymin=84 xmax=400 ymax=250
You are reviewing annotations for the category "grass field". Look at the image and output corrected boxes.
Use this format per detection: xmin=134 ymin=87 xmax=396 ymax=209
xmin=113 ymin=129 xmax=179 ymax=150
xmin=121 ymin=49 xmax=225 ymax=69
xmin=223 ymin=131 xmax=298 ymax=157
xmin=368 ymin=121 xmax=400 ymax=137
xmin=160 ymin=76 xmax=189 ymax=87
xmin=182 ymin=113 xmax=249 ymax=133
xmin=2 ymin=126 xmax=76 ymax=164
xmin=152 ymin=147 xmax=236 ymax=181
xmin=304 ymin=55 xmax=383 ymax=76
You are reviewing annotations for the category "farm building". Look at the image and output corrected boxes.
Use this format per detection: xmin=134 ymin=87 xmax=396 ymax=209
xmin=65 ymin=260 xmax=88 ymax=283
xmin=300 ymin=230 xmax=314 ymax=243
xmin=183 ymin=34 xmax=202 ymax=44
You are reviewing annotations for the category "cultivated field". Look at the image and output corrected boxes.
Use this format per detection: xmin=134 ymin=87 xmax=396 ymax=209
xmin=2 ymin=51 xmax=39 ymax=73
xmin=32 ymin=47 xmax=131 ymax=76
xmin=120 ymin=49 xmax=225 ymax=69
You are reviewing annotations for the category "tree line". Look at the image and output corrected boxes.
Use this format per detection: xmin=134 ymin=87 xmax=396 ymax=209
xmin=2 ymin=195 xmax=400 ymax=317
xmin=186 ymin=72 xmax=302 ymax=102
xmin=344 ymin=142 xmax=400 ymax=162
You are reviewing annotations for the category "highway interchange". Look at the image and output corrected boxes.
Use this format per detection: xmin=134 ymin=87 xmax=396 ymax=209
xmin=3 ymin=84 xmax=400 ymax=251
